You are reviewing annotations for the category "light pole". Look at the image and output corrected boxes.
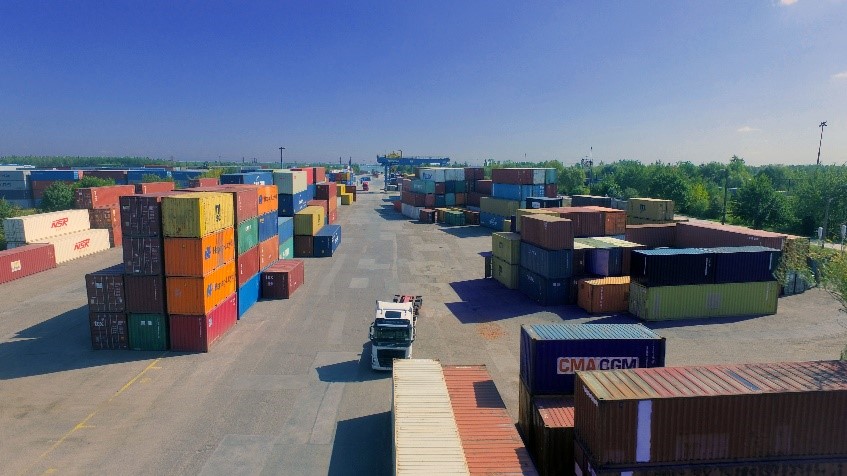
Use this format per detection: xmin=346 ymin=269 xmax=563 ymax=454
xmin=722 ymin=165 xmax=729 ymax=225
xmin=279 ymin=147 xmax=285 ymax=169
xmin=816 ymin=121 xmax=827 ymax=166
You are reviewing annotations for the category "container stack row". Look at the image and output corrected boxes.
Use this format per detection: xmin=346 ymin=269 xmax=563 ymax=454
xmin=74 ymin=184 xmax=137 ymax=247
xmin=4 ymin=209 xmax=111 ymax=263
xmin=272 ymin=168 xmax=345 ymax=258
xmin=398 ymin=167 xmax=468 ymax=221
xmin=480 ymin=168 xmax=558 ymax=231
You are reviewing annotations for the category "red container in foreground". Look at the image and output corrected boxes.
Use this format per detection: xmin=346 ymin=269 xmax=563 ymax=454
xmin=261 ymin=259 xmax=305 ymax=299
xmin=169 ymin=293 xmax=237 ymax=352
xmin=442 ymin=365 xmax=538 ymax=475
xmin=0 ymin=243 xmax=56 ymax=285
xmin=521 ymin=215 xmax=574 ymax=250
xmin=89 ymin=312 xmax=128 ymax=350
xmin=123 ymin=274 xmax=167 ymax=314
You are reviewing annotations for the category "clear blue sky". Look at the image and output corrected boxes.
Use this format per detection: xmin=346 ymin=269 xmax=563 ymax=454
xmin=1 ymin=1 xmax=845 ymax=166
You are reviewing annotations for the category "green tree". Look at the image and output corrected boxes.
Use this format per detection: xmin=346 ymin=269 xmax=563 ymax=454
xmin=557 ymin=166 xmax=588 ymax=195
xmin=74 ymin=176 xmax=115 ymax=189
xmin=142 ymin=173 xmax=174 ymax=183
xmin=647 ymin=165 xmax=690 ymax=211
xmin=686 ymin=182 xmax=711 ymax=217
xmin=730 ymin=174 xmax=790 ymax=230
xmin=40 ymin=182 xmax=75 ymax=212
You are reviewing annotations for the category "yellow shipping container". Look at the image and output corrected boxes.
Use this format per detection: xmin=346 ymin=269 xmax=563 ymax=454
xmin=162 ymin=192 xmax=234 ymax=238
xmin=341 ymin=193 xmax=353 ymax=205
xmin=337 ymin=184 xmax=347 ymax=196
xmin=502 ymin=219 xmax=512 ymax=232
xmin=515 ymin=208 xmax=558 ymax=233
xmin=294 ymin=206 xmax=325 ymax=236
xmin=627 ymin=198 xmax=674 ymax=221
xmin=492 ymin=256 xmax=519 ymax=289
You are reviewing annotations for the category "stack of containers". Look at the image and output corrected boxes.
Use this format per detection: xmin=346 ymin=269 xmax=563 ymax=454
xmin=626 ymin=197 xmax=674 ymax=224
xmin=171 ymin=170 xmax=205 ymax=189
xmin=85 ymin=265 xmax=129 ymax=349
xmin=519 ymin=324 xmax=666 ymax=476
xmin=315 ymin=182 xmax=338 ymax=225
xmin=30 ymin=169 xmax=82 ymax=201
xmin=4 ymin=210 xmax=110 ymax=263
xmin=517 ymin=214 xmax=574 ymax=305
xmin=75 ymin=184 xmax=137 ymax=247
xmin=338 ymin=183 xmax=354 ymax=205
xmin=293 ymin=205 xmax=325 ymax=257
xmin=277 ymin=217 xmax=294 ymax=259
xmin=491 ymin=232 xmax=522 ymax=289
xmin=0 ymin=244 xmax=56 ymax=284
xmin=162 ymin=192 xmax=237 ymax=351
xmin=0 ymin=169 xmax=33 ymax=208
xmin=628 ymin=246 xmax=780 ymax=320
xmin=274 ymin=170 xmax=309 ymax=217
xmin=398 ymin=167 xmax=467 ymax=221
xmin=261 ymin=259 xmax=305 ymax=299
xmin=573 ymin=360 xmax=847 ymax=475
xmin=480 ymin=168 xmax=558 ymax=231
xmin=463 ymin=167 xmax=487 ymax=208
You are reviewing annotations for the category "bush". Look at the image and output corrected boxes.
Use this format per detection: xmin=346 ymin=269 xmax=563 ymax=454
xmin=142 ymin=174 xmax=174 ymax=183
xmin=40 ymin=182 xmax=75 ymax=212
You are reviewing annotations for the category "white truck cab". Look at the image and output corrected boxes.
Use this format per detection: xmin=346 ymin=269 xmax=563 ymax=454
xmin=369 ymin=301 xmax=415 ymax=371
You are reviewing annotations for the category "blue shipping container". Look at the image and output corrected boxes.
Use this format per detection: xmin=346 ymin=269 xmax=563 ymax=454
xmin=519 ymin=323 xmax=666 ymax=395
xmin=30 ymin=170 xmax=81 ymax=181
xmin=525 ymin=196 xmax=563 ymax=209
xmin=586 ymin=246 xmax=624 ymax=277
xmin=444 ymin=193 xmax=456 ymax=206
xmin=1 ymin=190 xmax=34 ymax=200
xmin=710 ymin=246 xmax=780 ymax=283
xmin=220 ymin=172 xmax=274 ymax=185
xmin=277 ymin=217 xmax=294 ymax=242
xmin=305 ymin=184 xmax=316 ymax=202
xmin=630 ymin=248 xmax=715 ymax=286
xmin=518 ymin=267 xmax=571 ymax=306
xmin=278 ymin=190 xmax=309 ymax=217
xmin=237 ymin=273 xmax=261 ymax=318
xmin=127 ymin=169 xmax=170 ymax=183
xmin=313 ymin=224 xmax=342 ymax=257
xmin=520 ymin=242 xmax=573 ymax=279
xmin=492 ymin=183 xmax=522 ymax=201
xmin=479 ymin=211 xmax=506 ymax=231
xmin=257 ymin=211 xmax=278 ymax=242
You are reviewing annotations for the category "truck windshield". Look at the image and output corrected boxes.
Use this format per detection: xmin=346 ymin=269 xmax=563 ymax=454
xmin=384 ymin=310 xmax=402 ymax=319
xmin=372 ymin=325 xmax=412 ymax=344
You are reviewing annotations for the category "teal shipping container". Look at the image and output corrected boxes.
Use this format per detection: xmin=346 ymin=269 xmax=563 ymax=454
xmin=279 ymin=237 xmax=294 ymax=260
xmin=128 ymin=314 xmax=169 ymax=351
xmin=236 ymin=217 xmax=259 ymax=255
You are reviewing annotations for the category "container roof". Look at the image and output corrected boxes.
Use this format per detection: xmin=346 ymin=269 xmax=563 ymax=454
xmin=707 ymin=246 xmax=780 ymax=253
xmin=533 ymin=396 xmax=574 ymax=428
xmin=525 ymin=324 xmax=662 ymax=341
xmin=635 ymin=248 xmax=711 ymax=256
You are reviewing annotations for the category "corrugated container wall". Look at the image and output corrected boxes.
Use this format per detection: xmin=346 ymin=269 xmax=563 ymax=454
xmin=630 ymin=248 xmax=715 ymax=286
xmin=164 ymin=227 xmax=236 ymax=277
xmin=120 ymin=193 xmax=179 ymax=238
xmin=521 ymin=215 xmax=574 ymax=251
xmin=31 ymin=229 xmax=110 ymax=264
xmin=127 ymin=314 xmax=168 ymax=351
xmin=629 ymin=280 xmax=779 ymax=320
xmin=3 ymin=209 xmax=91 ymax=243
xmin=169 ymin=293 xmax=237 ymax=352
xmin=166 ymin=261 xmax=236 ymax=315
xmin=519 ymin=268 xmax=571 ymax=306
xmin=531 ymin=396 xmax=575 ymax=476
xmin=85 ymin=265 xmax=125 ymax=312
xmin=711 ymin=246 xmax=780 ymax=283
xmin=124 ymin=274 xmax=166 ymax=313
xmin=675 ymin=220 xmax=786 ymax=249
xmin=492 ymin=232 xmax=521 ymax=264
xmin=0 ymin=244 xmax=56 ymax=284
xmin=520 ymin=242 xmax=573 ymax=279
xmin=624 ymin=223 xmax=676 ymax=248
xmin=261 ymin=259 xmax=305 ymax=299
xmin=161 ymin=192 xmax=234 ymax=238
xmin=577 ymin=277 xmax=630 ymax=314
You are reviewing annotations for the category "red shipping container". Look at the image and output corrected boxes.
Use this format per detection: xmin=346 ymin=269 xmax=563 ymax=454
xmin=475 ymin=180 xmax=493 ymax=195
xmin=135 ymin=181 xmax=175 ymax=194
xmin=675 ymin=220 xmax=786 ymax=249
xmin=237 ymin=246 xmax=260 ymax=286
xmin=313 ymin=167 xmax=326 ymax=184
xmin=75 ymin=185 xmax=136 ymax=210
xmin=492 ymin=168 xmax=533 ymax=184
xmin=464 ymin=167 xmax=484 ymax=180
xmin=307 ymin=199 xmax=328 ymax=216
xmin=124 ymin=274 xmax=166 ymax=314
xmin=521 ymin=215 xmax=574 ymax=250
xmin=188 ymin=177 xmax=219 ymax=187
xmin=120 ymin=192 xmax=182 ymax=238
xmin=0 ymin=244 xmax=56 ymax=285
xmin=294 ymin=235 xmax=313 ymax=257
xmin=424 ymin=194 xmax=436 ymax=208
xmin=585 ymin=206 xmax=627 ymax=236
xmin=169 ymin=293 xmax=237 ymax=352
xmin=548 ymin=207 xmax=604 ymax=237
xmin=625 ymin=223 xmax=677 ymax=248
xmin=434 ymin=182 xmax=446 ymax=194
xmin=316 ymin=182 xmax=337 ymax=200
xmin=190 ymin=185 xmax=258 ymax=223
xmin=544 ymin=183 xmax=558 ymax=198
xmin=259 ymin=236 xmax=279 ymax=270
xmin=327 ymin=209 xmax=338 ymax=224
xmin=261 ymin=259 xmax=305 ymax=299
xmin=85 ymin=264 xmax=125 ymax=312
xmin=89 ymin=312 xmax=128 ymax=350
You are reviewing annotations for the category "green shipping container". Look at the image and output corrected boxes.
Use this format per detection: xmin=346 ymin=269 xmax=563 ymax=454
xmin=443 ymin=210 xmax=465 ymax=226
xmin=237 ymin=217 xmax=259 ymax=255
xmin=480 ymin=196 xmax=521 ymax=218
xmin=128 ymin=314 xmax=169 ymax=351
xmin=629 ymin=281 xmax=779 ymax=321
xmin=492 ymin=232 xmax=521 ymax=264
xmin=492 ymin=256 xmax=519 ymax=289
xmin=279 ymin=237 xmax=294 ymax=260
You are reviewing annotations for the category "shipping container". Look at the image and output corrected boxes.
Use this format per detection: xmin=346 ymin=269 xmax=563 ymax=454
xmin=571 ymin=195 xmax=612 ymax=208
xmin=490 ymin=232 xmax=520 ymax=264
xmin=259 ymin=236 xmax=279 ymax=270
xmin=3 ymin=209 xmax=90 ymax=243
xmin=627 ymin=198 xmax=674 ymax=221
xmin=220 ymin=172 xmax=273 ymax=185
xmin=279 ymin=237 xmax=294 ymax=260
xmin=0 ymin=170 xmax=31 ymax=181
xmin=81 ymin=169 xmax=128 ymax=184
xmin=572 ymin=240 xmax=591 ymax=276
xmin=293 ymin=206 xmax=325 ymax=236
xmin=166 ymin=260 xmax=236 ymax=315
xmin=315 ymin=182 xmax=337 ymax=201
xmin=236 ymin=217 xmax=259 ymax=255
xmin=135 ymin=181 xmax=175 ymax=194
xmin=442 ymin=365 xmax=538 ymax=475
xmin=519 ymin=268 xmax=572 ymax=306
xmin=520 ymin=241 xmax=573 ymax=279
xmin=0 ymin=244 xmax=56 ymax=285
xmin=237 ymin=273 xmax=260 ymax=318
xmin=127 ymin=313 xmax=168 ymax=351
xmin=515 ymin=209 xmax=558 ymax=233
xmin=306 ymin=199 xmax=328 ymax=217
xmin=520 ymin=323 xmax=665 ymax=396
xmin=531 ymin=396 xmax=575 ymax=476
xmin=711 ymin=246 xmax=780 ymax=283
xmin=169 ymin=293 xmax=237 ymax=352
xmin=464 ymin=167 xmax=484 ymax=180
xmin=255 ymin=184 xmax=278 ymax=216
xmin=574 ymin=360 xmax=847 ymax=468
xmin=675 ymin=220 xmax=787 ymax=249
xmin=237 ymin=245 xmax=260 ymax=286
xmin=290 ymin=168 xmax=315 ymax=185
xmin=122 ymin=237 xmax=164 ymax=275
xmin=585 ymin=206 xmax=627 ymax=236
xmin=340 ymin=193 xmax=353 ymax=205
xmin=548 ymin=207 xmax=605 ymax=238
xmin=273 ymin=170 xmax=308 ymax=194
xmin=164 ymin=227 xmax=235 ymax=277
xmin=85 ymin=265 xmax=125 ymax=312
xmin=313 ymin=224 xmax=341 ymax=257
xmin=624 ymin=223 xmax=676 ymax=248
xmin=120 ymin=192 xmax=180 ymax=238
xmin=590 ymin=236 xmax=644 ymax=275
xmin=188 ymin=177 xmax=219 ymax=188
xmin=524 ymin=196 xmax=563 ymax=209
xmin=577 ymin=277 xmax=630 ymax=313
xmin=277 ymin=217 xmax=294 ymax=242
xmin=29 ymin=228 xmax=110 ymax=264
xmin=630 ymin=248 xmax=715 ymax=286
xmin=261 ymin=259 xmax=304 ymax=299
xmin=124 ymin=274 xmax=166 ymax=313
xmin=89 ymin=312 xmax=128 ymax=350
xmin=74 ymin=185 xmax=136 ymax=210
xmin=30 ymin=169 xmax=82 ymax=181
xmin=294 ymin=235 xmax=313 ymax=257
xmin=127 ymin=169 xmax=170 ymax=184
xmin=521 ymin=215 xmax=574 ymax=251
xmin=392 ymin=359 xmax=470 ymax=476
xmin=257 ymin=211 xmax=279 ymax=242
xmin=492 ymin=168 xmax=533 ymax=185
xmin=475 ymin=180 xmax=493 ymax=195
xmin=480 ymin=196 xmax=521 ymax=217
xmin=189 ymin=185 xmax=259 ymax=223
xmin=278 ymin=190 xmax=309 ymax=216
xmin=161 ymin=192 xmax=234 ymax=238
xmin=492 ymin=183 xmax=545 ymax=201
xmin=492 ymin=256 xmax=519 ymax=289
xmin=581 ymin=239 xmax=623 ymax=277
xmin=629 ymin=280 xmax=779 ymax=320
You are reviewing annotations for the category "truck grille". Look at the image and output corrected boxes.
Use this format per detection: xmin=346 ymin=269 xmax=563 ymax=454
xmin=377 ymin=349 xmax=406 ymax=368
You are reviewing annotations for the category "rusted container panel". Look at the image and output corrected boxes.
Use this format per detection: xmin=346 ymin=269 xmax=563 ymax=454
xmin=89 ymin=312 xmax=128 ymax=350
xmin=237 ymin=245 xmax=260 ymax=286
xmin=585 ymin=206 xmax=626 ymax=236
xmin=169 ymin=293 xmax=237 ymax=352
xmin=188 ymin=177 xmax=219 ymax=187
xmin=548 ymin=207 xmax=604 ymax=237
xmin=294 ymin=235 xmax=313 ymax=257
xmin=75 ymin=185 xmax=136 ymax=210
xmin=120 ymin=192 xmax=180 ymax=238
xmin=261 ymin=259 xmax=305 ymax=299
xmin=135 ymin=181 xmax=175 ymax=194
xmin=0 ymin=244 xmax=56 ymax=284
xmin=676 ymin=220 xmax=786 ymax=249
xmin=124 ymin=274 xmax=166 ymax=314
xmin=443 ymin=365 xmax=538 ymax=475
xmin=259 ymin=236 xmax=279 ymax=270
xmin=166 ymin=260 xmax=236 ymax=315
xmin=574 ymin=360 xmax=847 ymax=467
xmin=521 ymin=215 xmax=574 ymax=251
xmin=531 ymin=396 xmax=575 ymax=476
xmin=577 ymin=276 xmax=630 ymax=314
xmin=164 ymin=227 xmax=236 ymax=277
xmin=123 ymin=237 xmax=164 ymax=275
xmin=624 ymin=223 xmax=677 ymax=248
xmin=492 ymin=168 xmax=533 ymax=185
xmin=85 ymin=264 xmax=125 ymax=312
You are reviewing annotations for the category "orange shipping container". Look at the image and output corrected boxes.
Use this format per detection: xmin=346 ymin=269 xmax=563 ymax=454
xmin=166 ymin=260 xmax=236 ymax=315
xmin=257 ymin=185 xmax=278 ymax=215
xmin=259 ymin=235 xmax=279 ymax=270
xmin=577 ymin=276 xmax=630 ymax=313
xmin=164 ymin=227 xmax=235 ymax=277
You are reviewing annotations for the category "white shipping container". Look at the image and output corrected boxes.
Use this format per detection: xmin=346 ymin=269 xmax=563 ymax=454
xmin=531 ymin=168 xmax=546 ymax=185
xmin=30 ymin=228 xmax=110 ymax=264
xmin=401 ymin=203 xmax=423 ymax=220
xmin=419 ymin=168 xmax=446 ymax=183
xmin=3 ymin=209 xmax=91 ymax=243
xmin=447 ymin=168 xmax=464 ymax=182
xmin=393 ymin=359 xmax=469 ymax=476
xmin=0 ymin=170 xmax=30 ymax=181
xmin=271 ymin=170 xmax=307 ymax=194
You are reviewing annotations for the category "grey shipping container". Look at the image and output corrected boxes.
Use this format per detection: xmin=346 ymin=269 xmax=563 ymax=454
xmin=520 ymin=241 xmax=573 ymax=279
xmin=519 ymin=267 xmax=571 ymax=306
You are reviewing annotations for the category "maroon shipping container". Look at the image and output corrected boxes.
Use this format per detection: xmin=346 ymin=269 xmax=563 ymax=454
xmin=307 ymin=199 xmax=328 ymax=216
xmin=85 ymin=265 xmax=125 ymax=312
xmin=574 ymin=360 xmax=847 ymax=468
xmin=531 ymin=396 xmax=575 ymax=476
xmin=0 ymin=244 xmax=56 ymax=284
xmin=237 ymin=246 xmax=260 ymax=286
xmin=123 ymin=274 xmax=166 ymax=314
xmin=316 ymin=182 xmax=337 ymax=200
xmin=123 ymin=237 xmax=164 ymax=275
xmin=548 ymin=207 xmax=605 ymax=238
xmin=464 ymin=167 xmax=485 ymax=180
xmin=419 ymin=209 xmax=436 ymax=223
xmin=624 ymin=223 xmax=676 ymax=248
xmin=521 ymin=215 xmax=574 ymax=250
xmin=32 ymin=180 xmax=76 ymax=199
xmin=169 ymin=293 xmax=237 ymax=352
xmin=83 ymin=170 xmax=128 ymax=183
xmin=120 ymin=192 xmax=181 ymax=238
xmin=476 ymin=180 xmax=493 ymax=195
xmin=188 ymin=177 xmax=219 ymax=187
xmin=135 ymin=181 xmax=175 ymax=194
xmin=259 ymin=235 xmax=279 ymax=270
xmin=89 ymin=312 xmax=129 ymax=350
xmin=293 ymin=235 xmax=313 ymax=257
xmin=75 ymin=185 xmax=136 ymax=210
xmin=585 ymin=207 xmax=626 ymax=236
xmin=675 ymin=220 xmax=787 ymax=249
xmin=434 ymin=182 xmax=446 ymax=194
xmin=261 ymin=259 xmax=305 ymax=299
xmin=544 ymin=183 xmax=557 ymax=198
xmin=467 ymin=192 xmax=482 ymax=207
xmin=189 ymin=185 xmax=258 ymax=223
xmin=492 ymin=168 xmax=533 ymax=185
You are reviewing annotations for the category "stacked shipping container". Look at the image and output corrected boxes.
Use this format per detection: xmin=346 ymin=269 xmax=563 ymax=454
xmin=480 ymin=168 xmax=557 ymax=231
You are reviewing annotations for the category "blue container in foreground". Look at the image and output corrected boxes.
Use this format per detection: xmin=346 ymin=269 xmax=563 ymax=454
xmin=479 ymin=211 xmax=505 ymax=230
xmin=520 ymin=323 xmax=666 ymax=395
xmin=277 ymin=217 xmax=294 ymax=242
xmin=237 ymin=273 xmax=261 ymax=318
xmin=313 ymin=224 xmax=342 ymax=257
xmin=257 ymin=211 xmax=278 ymax=242
xmin=518 ymin=267 xmax=571 ymax=306
xmin=220 ymin=172 xmax=273 ymax=185
xmin=278 ymin=190 xmax=309 ymax=216
xmin=520 ymin=242 xmax=573 ymax=279
xmin=525 ymin=196 xmax=563 ymax=209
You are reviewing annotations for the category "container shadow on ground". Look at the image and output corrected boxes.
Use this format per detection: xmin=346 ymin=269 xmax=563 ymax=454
xmin=446 ymin=278 xmax=586 ymax=324
xmin=438 ymin=225 xmax=493 ymax=238
xmin=373 ymin=206 xmax=408 ymax=221
xmin=0 ymin=306 xmax=154 ymax=380
xmin=327 ymin=411 xmax=392 ymax=476
xmin=637 ymin=313 xmax=768 ymax=329
xmin=315 ymin=343 xmax=389 ymax=383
